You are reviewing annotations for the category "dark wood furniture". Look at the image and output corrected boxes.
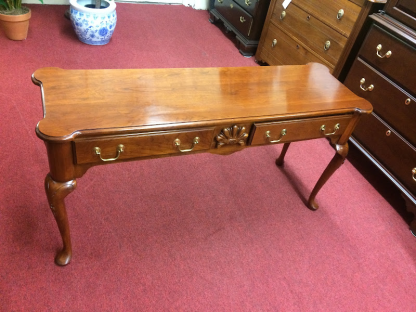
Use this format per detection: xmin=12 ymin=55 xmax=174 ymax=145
xmin=255 ymin=0 xmax=386 ymax=73
xmin=209 ymin=0 xmax=271 ymax=56
xmin=339 ymin=0 xmax=416 ymax=234
xmin=33 ymin=64 xmax=372 ymax=266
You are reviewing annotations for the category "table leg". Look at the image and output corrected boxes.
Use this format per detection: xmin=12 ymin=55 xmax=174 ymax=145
xmin=275 ymin=143 xmax=291 ymax=166
xmin=44 ymin=174 xmax=77 ymax=266
xmin=308 ymin=143 xmax=349 ymax=210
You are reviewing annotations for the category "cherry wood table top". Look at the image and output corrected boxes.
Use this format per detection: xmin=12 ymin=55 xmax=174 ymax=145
xmin=33 ymin=63 xmax=372 ymax=140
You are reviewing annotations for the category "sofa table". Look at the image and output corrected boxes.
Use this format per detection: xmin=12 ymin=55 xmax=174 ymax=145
xmin=33 ymin=63 xmax=372 ymax=266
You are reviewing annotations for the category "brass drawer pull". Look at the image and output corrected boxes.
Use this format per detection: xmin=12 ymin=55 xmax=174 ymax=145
xmin=412 ymin=168 xmax=416 ymax=182
xmin=280 ymin=11 xmax=286 ymax=20
xmin=320 ymin=123 xmax=340 ymax=136
xmin=240 ymin=16 xmax=246 ymax=23
xmin=386 ymin=130 xmax=391 ymax=136
xmin=245 ymin=0 xmax=251 ymax=6
xmin=94 ymin=144 xmax=124 ymax=162
xmin=174 ymin=137 xmax=199 ymax=152
xmin=405 ymin=98 xmax=411 ymax=105
xmin=218 ymin=0 xmax=223 ymax=3
xmin=360 ymin=78 xmax=374 ymax=92
xmin=272 ymin=38 xmax=277 ymax=47
xmin=376 ymin=44 xmax=392 ymax=58
xmin=337 ymin=9 xmax=344 ymax=20
xmin=324 ymin=40 xmax=331 ymax=51
xmin=265 ymin=129 xmax=287 ymax=143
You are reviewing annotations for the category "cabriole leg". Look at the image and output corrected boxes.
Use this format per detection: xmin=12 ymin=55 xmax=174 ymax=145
xmin=44 ymin=174 xmax=77 ymax=266
xmin=276 ymin=143 xmax=291 ymax=166
xmin=308 ymin=143 xmax=349 ymax=210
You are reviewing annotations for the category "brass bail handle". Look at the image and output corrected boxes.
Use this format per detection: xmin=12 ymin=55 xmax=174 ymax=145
xmin=360 ymin=78 xmax=374 ymax=92
xmin=321 ymin=123 xmax=340 ymax=136
xmin=245 ymin=0 xmax=251 ymax=6
xmin=174 ymin=137 xmax=199 ymax=153
xmin=412 ymin=168 xmax=416 ymax=182
xmin=265 ymin=129 xmax=287 ymax=143
xmin=94 ymin=144 xmax=124 ymax=162
xmin=376 ymin=44 xmax=392 ymax=59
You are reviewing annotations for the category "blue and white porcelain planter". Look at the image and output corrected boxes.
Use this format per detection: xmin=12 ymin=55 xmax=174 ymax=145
xmin=69 ymin=0 xmax=117 ymax=45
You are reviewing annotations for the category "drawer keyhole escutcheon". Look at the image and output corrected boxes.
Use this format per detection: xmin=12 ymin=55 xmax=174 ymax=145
xmin=272 ymin=39 xmax=277 ymax=47
xmin=265 ymin=129 xmax=287 ymax=143
xmin=412 ymin=168 xmax=416 ymax=182
xmin=240 ymin=16 xmax=246 ymax=23
xmin=320 ymin=123 xmax=340 ymax=136
xmin=376 ymin=44 xmax=392 ymax=58
xmin=360 ymin=78 xmax=374 ymax=92
xmin=324 ymin=40 xmax=331 ymax=51
xmin=386 ymin=130 xmax=391 ymax=136
xmin=280 ymin=11 xmax=286 ymax=20
xmin=94 ymin=144 xmax=124 ymax=162
xmin=337 ymin=9 xmax=344 ymax=20
xmin=174 ymin=137 xmax=199 ymax=153
xmin=245 ymin=0 xmax=251 ymax=6
xmin=405 ymin=98 xmax=411 ymax=105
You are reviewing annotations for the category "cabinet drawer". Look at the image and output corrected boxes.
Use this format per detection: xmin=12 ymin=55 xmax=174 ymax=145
xmin=258 ymin=22 xmax=332 ymax=69
xmin=291 ymin=0 xmax=361 ymax=37
xmin=353 ymin=113 xmax=416 ymax=194
xmin=358 ymin=24 xmax=416 ymax=93
xmin=250 ymin=116 xmax=352 ymax=146
xmin=74 ymin=128 xmax=215 ymax=164
xmin=271 ymin=3 xmax=347 ymax=65
xmin=344 ymin=58 xmax=416 ymax=146
xmin=214 ymin=0 xmax=253 ymax=36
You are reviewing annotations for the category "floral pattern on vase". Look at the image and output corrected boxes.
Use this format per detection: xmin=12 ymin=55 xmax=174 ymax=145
xmin=69 ymin=0 xmax=117 ymax=45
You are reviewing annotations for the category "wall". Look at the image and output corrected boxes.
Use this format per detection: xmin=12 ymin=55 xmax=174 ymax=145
xmin=22 ymin=0 xmax=209 ymax=10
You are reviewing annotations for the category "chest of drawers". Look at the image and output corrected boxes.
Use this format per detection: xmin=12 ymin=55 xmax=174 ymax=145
xmin=342 ymin=5 xmax=416 ymax=233
xmin=209 ymin=0 xmax=271 ymax=56
xmin=255 ymin=0 xmax=366 ymax=72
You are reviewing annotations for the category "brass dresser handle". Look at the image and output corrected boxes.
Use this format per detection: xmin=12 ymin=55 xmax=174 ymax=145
xmin=321 ymin=123 xmax=340 ymax=136
xmin=174 ymin=137 xmax=199 ymax=153
xmin=280 ymin=11 xmax=286 ymax=20
xmin=94 ymin=144 xmax=124 ymax=162
xmin=412 ymin=168 xmax=416 ymax=182
xmin=405 ymin=98 xmax=411 ymax=105
xmin=240 ymin=16 xmax=246 ymax=23
xmin=376 ymin=44 xmax=392 ymax=58
xmin=324 ymin=40 xmax=331 ymax=51
xmin=337 ymin=9 xmax=344 ymax=20
xmin=245 ymin=0 xmax=251 ymax=5
xmin=360 ymin=78 xmax=374 ymax=92
xmin=265 ymin=129 xmax=287 ymax=143
xmin=272 ymin=39 xmax=277 ymax=47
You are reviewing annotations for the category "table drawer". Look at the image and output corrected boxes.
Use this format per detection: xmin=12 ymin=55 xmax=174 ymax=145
xmin=353 ymin=113 xmax=416 ymax=194
xmin=74 ymin=128 xmax=215 ymax=165
xmin=250 ymin=115 xmax=352 ymax=146
xmin=358 ymin=24 xmax=416 ymax=93
xmin=292 ymin=0 xmax=361 ymax=37
xmin=271 ymin=3 xmax=347 ymax=65
xmin=214 ymin=0 xmax=253 ymax=36
xmin=259 ymin=22 xmax=332 ymax=69
xmin=344 ymin=58 xmax=416 ymax=147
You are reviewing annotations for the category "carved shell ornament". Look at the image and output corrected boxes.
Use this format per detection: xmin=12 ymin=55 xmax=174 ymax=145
xmin=216 ymin=125 xmax=248 ymax=147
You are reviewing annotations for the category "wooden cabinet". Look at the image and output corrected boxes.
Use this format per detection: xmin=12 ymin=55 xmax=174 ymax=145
xmin=255 ymin=0 xmax=367 ymax=72
xmin=341 ymin=4 xmax=416 ymax=233
xmin=209 ymin=0 xmax=271 ymax=56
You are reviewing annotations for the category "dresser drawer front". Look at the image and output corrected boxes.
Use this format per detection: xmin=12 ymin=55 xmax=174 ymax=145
xmin=215 ymin=0 xmax=254 ymax=36
xmin=385 ymin=0 xmax=416 ymax=29
xmin=292 ymin=0 xmax=361 ymax=37
xmin=353 ymin=113 xmax=416 ymax=194
xmin=359 ymin=24 xmax=416 ymax=93
xmin=271 ymin=3 xmax=347 ymax=66
xmin=250 ymin=116 xmax=352 ymax=146
xmin=233 ymin=0 xmax=259 ymax=16
xmin=258 ymin=22 xmax=332 ymax=69
xmin=344 ymin=58 xmax=416 ymax=146
xmin=75 ymin=128 xmax=215 ymax=164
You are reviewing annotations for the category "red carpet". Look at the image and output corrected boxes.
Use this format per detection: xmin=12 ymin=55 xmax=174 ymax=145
xmin=1 ymin=4 xmax=415 ymax=311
